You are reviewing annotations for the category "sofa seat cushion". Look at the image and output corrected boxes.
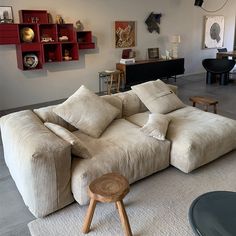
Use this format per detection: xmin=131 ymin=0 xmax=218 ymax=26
xmin=126 ymin=107 xmax=236 ymax=173
xmin=70 ymin=118 xmax=170 ymax=205
xmin=167 ymin=106 xmax=236 ymax=173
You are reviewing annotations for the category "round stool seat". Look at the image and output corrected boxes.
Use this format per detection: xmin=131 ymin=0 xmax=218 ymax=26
xmin=89 ymin=173 xmax=129 ymax=202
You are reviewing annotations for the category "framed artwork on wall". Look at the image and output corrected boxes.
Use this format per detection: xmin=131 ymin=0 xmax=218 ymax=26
xmin=204 ymin=16 xmax=224 ymax=49
xmin=115 ymin=21 xmax=135 ymax=48
xmin=0 ymin=6 xmax=13 ymax=23
xmin=148 ymin=48 xmax=159 ymax=59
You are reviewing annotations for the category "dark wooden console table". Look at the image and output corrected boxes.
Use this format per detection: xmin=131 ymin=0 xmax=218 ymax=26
xmin=116 ymin=58 xmax=185 ymax=88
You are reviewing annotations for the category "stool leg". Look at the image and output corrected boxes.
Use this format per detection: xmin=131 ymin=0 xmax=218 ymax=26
xmin=214 ymin=104 xmax=217 ymax=114
xmin=117 ymin=73 xmax=121 ymax=93
xmin=83 ymin=198 xmax=97 ymax=234
xmin=116 ymin=200 xmax=132 ymax=236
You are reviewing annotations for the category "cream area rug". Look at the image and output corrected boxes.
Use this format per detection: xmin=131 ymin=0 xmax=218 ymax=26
xmin=28 ymin=151 xmax=236 ymax=236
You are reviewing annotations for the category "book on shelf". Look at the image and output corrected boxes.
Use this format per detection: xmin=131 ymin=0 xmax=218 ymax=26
xmin=120 ymin=58 xmax=135 ymax=64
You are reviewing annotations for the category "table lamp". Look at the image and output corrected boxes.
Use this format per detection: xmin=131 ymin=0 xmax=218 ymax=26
xmin=171 ymin=35 xmax=181 ymax=58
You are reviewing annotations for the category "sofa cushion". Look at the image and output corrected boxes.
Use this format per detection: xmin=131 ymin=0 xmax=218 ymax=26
xmin=101 ymin=95 xmax=123 ymax=119
xmin=167 ymin=106 xmax=236 ymax=173
xmin=44 ymin=122 xmax=92 ymax=159
xmin=126 ymin=111 xmax=150 ymax=127
xmin=53 ymin=85 xmax=120 ymax=138
xmin=34 ymin=105 xmax=77 ymax=132
xmin=114 ymin=90 xmax=148 ymax=117
xmin=131 ymin=80 xmax=185 ymax=114
xmin=70 ymin=118 xmax=170 ymax=205
xmin=140 ymin=113 xmax=171 ymax=141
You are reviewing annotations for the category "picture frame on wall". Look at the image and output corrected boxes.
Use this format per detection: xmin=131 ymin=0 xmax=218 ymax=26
xmin=0 ymin=6 xmax=14 ymax=23
xmin=148 ymin=48 xmax=159 ymax=59
xmin=115 ymin=21 xmax=136 ymax=48
xmin=204 ymin=16 xmax=224 ymax=49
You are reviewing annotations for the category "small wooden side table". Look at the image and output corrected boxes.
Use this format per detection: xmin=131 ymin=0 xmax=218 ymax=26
xmin=82 ymin=173 xmax=132 ymax=236
xmin=189 ymin=96 xmax=219 ymax=114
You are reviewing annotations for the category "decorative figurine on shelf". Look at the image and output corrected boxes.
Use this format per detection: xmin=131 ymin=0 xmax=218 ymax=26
xmin=76 ymin=20 xmax=84 ymax=31
xmin=63 ymin=49 xmax=72 ymax=61
xmin=59 ymin=35 xmax=69 ymax=42
xmin=56 ymin=15 xmax=64 ymax=24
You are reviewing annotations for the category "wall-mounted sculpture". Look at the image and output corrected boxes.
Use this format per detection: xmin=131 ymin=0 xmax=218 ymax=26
xmin=145 ymin=12 xmax=162 ymax=33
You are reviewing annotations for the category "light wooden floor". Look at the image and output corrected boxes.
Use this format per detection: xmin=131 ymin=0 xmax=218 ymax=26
xmin=1 ymin=73 xmax=236 ymax=235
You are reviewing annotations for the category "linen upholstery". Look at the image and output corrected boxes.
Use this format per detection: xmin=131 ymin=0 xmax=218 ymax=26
xmin=53 ymin=85 xmax=120 ymax=138
xmin=71 ymin=118 xmax=170 ymax=205
xmin=0 ymin=110 xmax=73 ymax=217
xmin=34 ymin=105 xmax=77 ymax=132
xmin=125 ymin=111 xmax=150 ymax=127
xmin=167 ymin=106 xmax=236 ymax=173
xmin=101 ymin=94 xmax=123 ymax=119
xmin=140 ymin=113 xmax=171 ymax=141
xmin=114 ymin=90 xmax=148 ymax=117
xmin=131 ymin=80 xmax=185 ymax=114
xmin=44 ymin=122 xmax=92 ymax=159
xmin=126 ymin=106 xmax=236 ymax=173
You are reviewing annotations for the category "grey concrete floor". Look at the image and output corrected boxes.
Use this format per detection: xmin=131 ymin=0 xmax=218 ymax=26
xmin=0 ymin=73 xmax=236 ymax=236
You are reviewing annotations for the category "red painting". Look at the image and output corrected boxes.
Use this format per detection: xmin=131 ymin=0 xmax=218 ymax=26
xmin=115 ymin=21 xmax=135 ymax=48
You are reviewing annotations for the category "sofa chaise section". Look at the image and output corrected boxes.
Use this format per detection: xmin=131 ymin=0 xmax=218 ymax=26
xmin=126 ymin=106 xmax=236 ymax=173
xmin=0 ymin=110 xmax=74 ymax=217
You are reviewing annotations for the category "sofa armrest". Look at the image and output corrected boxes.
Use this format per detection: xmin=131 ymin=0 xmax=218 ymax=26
xmin=0 ymin=110 xmax=74 ymax=217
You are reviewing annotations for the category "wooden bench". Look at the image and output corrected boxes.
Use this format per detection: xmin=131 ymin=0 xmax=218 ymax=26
xmin=189 ymin=96 xmax=219 ymax=114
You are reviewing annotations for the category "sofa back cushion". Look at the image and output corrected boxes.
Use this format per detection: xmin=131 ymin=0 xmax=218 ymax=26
xmin=34 ymin=95 xmax=122 ymax=131
xmin=34 ymin=105 xmax=77 ymax=132
xmin=101 ymin=94 xmax=123 ymax=119
xmin=114 ymin=90 xmax=148 ymax=117
xmin=114 ymin=84 xmax=178 ymax=117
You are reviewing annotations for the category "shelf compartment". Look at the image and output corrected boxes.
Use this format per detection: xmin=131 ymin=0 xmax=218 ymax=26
xmin=78 ymin=42 xmax=95 ymax=49
xmin=0 ymin=24 xmax=19 ymax=45
xmin=61 ymin=43 xmax=79 ymax=61
xmin=19 ymin=10 xmax=48 ymax=24
xmin=18 ymin=24 xmax=39 ymax=43
xmin=43 ymin=43 xmax=62 ymax=63
xmin=16 ymin=43 xmax=43 ymax=70
xmin=57 ymin=24 xmax=76 ymax=42
xmin=39 ymin=24 xmax=57 ymax=43
xmin=77 ymin=31 xmax=95 ymax=49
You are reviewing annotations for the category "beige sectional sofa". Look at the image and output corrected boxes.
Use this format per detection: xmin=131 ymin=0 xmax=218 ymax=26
xmin=1 ymin=81 xmax=236 ymax=218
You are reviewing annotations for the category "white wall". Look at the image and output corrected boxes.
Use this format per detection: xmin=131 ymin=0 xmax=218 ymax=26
xmin=0 ymin=0 xmax=235 ymax=110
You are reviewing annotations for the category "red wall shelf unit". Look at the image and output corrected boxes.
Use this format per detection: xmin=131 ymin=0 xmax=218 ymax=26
xmin=0 ymin=24 xmax=19 ymax=45
xmin=19 ymin=10 xmax=49 ymax=24
xmin=0 ymin=9 xmax=95 ymax=70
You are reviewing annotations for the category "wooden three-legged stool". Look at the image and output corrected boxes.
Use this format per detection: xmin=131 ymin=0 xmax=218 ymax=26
xmin=82 ymin=173 xmax=132 ymax=236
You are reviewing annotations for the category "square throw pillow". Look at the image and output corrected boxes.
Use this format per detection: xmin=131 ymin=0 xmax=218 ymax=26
xmin=44 ymin=122 xmax=92 ymax=159
xmin=131 ymin=80 xmax=185 ymax=114
xmin=53 ymin=85 xmax=120 ymax=138
xmin=140 ymin=113 xmax=171 ymax=141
